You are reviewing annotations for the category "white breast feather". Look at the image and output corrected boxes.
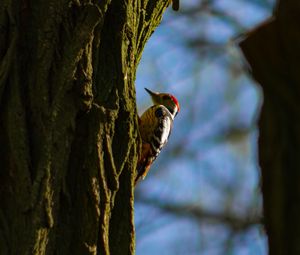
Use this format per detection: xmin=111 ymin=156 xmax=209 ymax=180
xmin=160 ymin=116 xmax=171 ymax=147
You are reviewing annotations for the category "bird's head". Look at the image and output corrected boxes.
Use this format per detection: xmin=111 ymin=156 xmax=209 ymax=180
xmin=145 ymin=88 xmax=180 ymax=118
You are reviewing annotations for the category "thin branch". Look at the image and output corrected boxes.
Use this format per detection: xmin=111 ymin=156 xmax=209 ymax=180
xmin=137 ymin=197 xmax=262 ymax=231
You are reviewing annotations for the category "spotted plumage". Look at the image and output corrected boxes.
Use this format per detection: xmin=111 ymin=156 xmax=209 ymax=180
xmin=135 ymin=88 xmax=180 ymax=185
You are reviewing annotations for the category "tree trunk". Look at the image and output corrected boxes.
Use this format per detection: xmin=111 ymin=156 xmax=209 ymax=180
xmin=240 ymin=1 xmax=300 ymax=254
xmin=0 ymin=0 xmax=170 ymax=254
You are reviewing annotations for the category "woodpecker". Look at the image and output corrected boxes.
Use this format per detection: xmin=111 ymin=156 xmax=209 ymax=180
xmin=135 ymin=88 xmax=180 ymax=185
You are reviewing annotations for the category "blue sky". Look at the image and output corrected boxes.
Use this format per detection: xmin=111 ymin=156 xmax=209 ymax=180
xmin=135 ymin=1 xmax=274 ymax=254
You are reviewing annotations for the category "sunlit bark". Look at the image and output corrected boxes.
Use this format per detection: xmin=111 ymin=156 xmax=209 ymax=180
xmin=0 ymin=0 xmax=170 ymax=254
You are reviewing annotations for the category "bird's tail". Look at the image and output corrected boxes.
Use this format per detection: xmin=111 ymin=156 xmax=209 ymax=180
xmin=135 ymin=161 xmax=150 ymax=185
xmin=135 ymin=143 xmax=152 ymax=186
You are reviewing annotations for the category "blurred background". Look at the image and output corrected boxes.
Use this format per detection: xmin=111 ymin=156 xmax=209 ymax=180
xmin=135 ymin=0 xmax=275 ymax=254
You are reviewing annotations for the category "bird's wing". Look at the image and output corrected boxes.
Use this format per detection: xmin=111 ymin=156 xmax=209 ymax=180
xmin=135 ymin=105 xmax=173 ymax=185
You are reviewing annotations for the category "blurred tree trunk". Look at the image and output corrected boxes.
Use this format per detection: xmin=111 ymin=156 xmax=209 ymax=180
xmin=0 ymin=0 xmax=169 ymax=254
xmin=240 ymin=1 xmax=300 ymax=255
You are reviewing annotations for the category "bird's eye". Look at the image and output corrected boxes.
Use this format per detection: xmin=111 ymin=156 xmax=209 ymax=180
xmin=162 ymin=95 xmax=169 ymax=100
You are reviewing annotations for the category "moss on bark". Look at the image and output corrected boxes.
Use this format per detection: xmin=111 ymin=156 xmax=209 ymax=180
xmin=0 ymin=0 xmax=171 ymax=254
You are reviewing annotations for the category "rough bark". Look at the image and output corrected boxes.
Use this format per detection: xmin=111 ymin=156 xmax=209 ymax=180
xmin=239 ymin=1 xmax=300 ymax=254
xmin=0 ymin=0 xmax=170 ymax=254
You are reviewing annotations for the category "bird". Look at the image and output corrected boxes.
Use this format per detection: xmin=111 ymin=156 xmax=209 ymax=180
xmin=135 ymin=88 xmax=180 ymax=185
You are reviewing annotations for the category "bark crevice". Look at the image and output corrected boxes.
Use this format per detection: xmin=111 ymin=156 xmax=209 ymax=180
xmin=0 ymin=0 xmax=172 ymax=254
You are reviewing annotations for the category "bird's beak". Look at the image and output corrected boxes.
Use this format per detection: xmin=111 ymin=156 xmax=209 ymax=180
xmin=145 ymin=88 xmax=156 ymax=96
xmin=145 ymin=88 xmax=159 ymax=102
